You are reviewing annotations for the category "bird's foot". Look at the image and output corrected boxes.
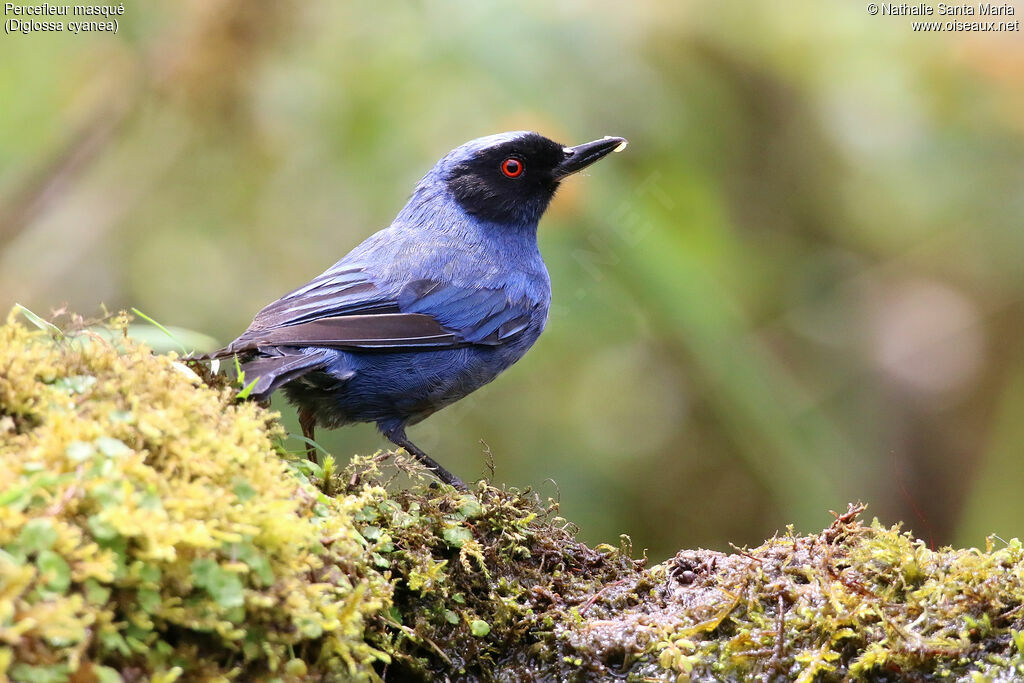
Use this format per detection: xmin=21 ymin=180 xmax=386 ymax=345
xmin=382 ymin=427 xmax=467 ymax=491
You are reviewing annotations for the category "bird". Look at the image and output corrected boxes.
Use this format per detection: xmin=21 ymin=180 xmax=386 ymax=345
xmin=205 ymin=131 xmax=627 ymax=490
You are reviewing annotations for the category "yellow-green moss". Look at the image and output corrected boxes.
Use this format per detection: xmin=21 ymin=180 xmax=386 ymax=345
xmin=0 ymin=312 xmax=390 ymax=681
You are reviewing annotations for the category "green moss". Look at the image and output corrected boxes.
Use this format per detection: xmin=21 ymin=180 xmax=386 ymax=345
xmin=580 ymin=505 xmax=1024 ymax=681
xmin=3 ymin=309 xmax=1024 ymax=682
xmin=336 ymin=454 xmax=641 ymax=680
xmin=0 ymin=311 xmax=390 ymax=680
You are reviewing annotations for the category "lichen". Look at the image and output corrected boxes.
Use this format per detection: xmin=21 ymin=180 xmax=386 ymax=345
xmin=3 ymin=309 xmax=1024 ymax=682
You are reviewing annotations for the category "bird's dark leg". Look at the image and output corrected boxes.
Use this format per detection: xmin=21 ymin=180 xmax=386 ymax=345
xmin=383 ymin=425 xmax=467 ymax=490
xmin=298 ymin=407 xmax=318 ymax=463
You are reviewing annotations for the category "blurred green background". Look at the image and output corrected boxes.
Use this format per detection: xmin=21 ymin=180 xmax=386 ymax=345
xmin=3 ymin=0 xmax=1023 ymax=561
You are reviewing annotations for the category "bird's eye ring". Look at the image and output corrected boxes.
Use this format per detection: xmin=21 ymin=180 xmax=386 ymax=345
xmin=501 ymin=158 xmax=524 ymax=178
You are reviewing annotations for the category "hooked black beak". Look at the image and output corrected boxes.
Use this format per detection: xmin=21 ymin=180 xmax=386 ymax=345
xmin=553 ymin=136 xmax=628 ymax=180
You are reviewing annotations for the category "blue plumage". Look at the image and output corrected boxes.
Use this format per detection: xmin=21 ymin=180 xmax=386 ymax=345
xmin=209 ymin=131 xmax=626 ymax=488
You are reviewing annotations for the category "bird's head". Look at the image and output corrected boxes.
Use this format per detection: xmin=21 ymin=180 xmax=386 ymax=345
xmin=433 ymin=131 xmax=627 ymax=227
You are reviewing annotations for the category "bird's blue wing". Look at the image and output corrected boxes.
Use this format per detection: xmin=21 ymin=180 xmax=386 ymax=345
xmin=251 ymin=266 xmax=399 ymax=327
xmin=215 ymin=266 xmax=536 ymax=356
xmin=396 ymin=279 xmax=535 ymax=343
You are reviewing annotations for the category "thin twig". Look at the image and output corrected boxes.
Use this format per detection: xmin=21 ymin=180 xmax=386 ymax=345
xmin=383 ymin=617 xmax=452 ymax=666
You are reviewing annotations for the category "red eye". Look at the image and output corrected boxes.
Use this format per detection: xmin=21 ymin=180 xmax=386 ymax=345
xmin=501 ymin=158 xmax=523 ymax=178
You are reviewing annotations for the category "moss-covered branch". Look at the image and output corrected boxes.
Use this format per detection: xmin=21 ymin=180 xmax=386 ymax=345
xmin=2 ymin=312 xmax=1023 ymax=682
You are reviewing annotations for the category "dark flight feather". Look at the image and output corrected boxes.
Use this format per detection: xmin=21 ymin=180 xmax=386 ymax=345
xmin=207 ymin=268 xmax=537 ymax=360
xmin=239 ymin=349 xmax=331 ymax=397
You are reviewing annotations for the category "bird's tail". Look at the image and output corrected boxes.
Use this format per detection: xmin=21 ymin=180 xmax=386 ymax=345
xmin=219 ymin=349 xmax=330 ymax=402
xmin=243 ymin=350 xmax=330 ymax=402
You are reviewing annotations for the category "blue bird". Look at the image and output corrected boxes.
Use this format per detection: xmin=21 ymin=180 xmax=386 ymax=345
xmin=208 ymin=131 xmax=627 ymax=489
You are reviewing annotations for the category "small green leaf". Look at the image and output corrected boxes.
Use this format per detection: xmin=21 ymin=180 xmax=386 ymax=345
xmin=100 ymin=630 xmax=131 ymax=655
xmin=390 ymin=509 xmax=416 ymax=528
xmin=102 ymin=536 xmax=128 ymax=579
xmin=191 ymin=557 xmax=245 ymax=608
xmin=9 ymin=663 xmax=70 ymax=683
xmin=84 ymin=578 xmax=111 ymax=605
xmin=470 ymin=619 xmax=491 ymax=637
xmin=442 ymin=525 xmax=473 ymax=548
xmin=287 ymin=455 xmax=323 ymax=481
xmin=88 ymin=515 xmax=119 ymax=541
xmin=226 ymin=605 xmax=246 ymax=623
xmin=457 ymin=497 xmax=485 ymax=519
xmin=18 ymin=518 xmax=58 ymax=553
xmin=95 ymin=666 xmax=123 ymax=683
xmin=236 ymin=376 xmax=259 ymax=400
xmin=15 ymin=303 xmax=63 ymax=338
xmin=138 ymin=563 xmax=162 ymax=583
xmin=37 ymin=550 xmax=71 ymax=593
xmin=444 ymin=609 xmax=459 ymax=624
xmin=190 ymin=557 xmax=219 ymax=583
xmin=233 ymin=544 xmax=274 ymax=586
xmin=138 ymin=588 xmax=161 ymax=613
xmin=125 ymin=636 xmax=147 ymax=653
xmin=0 ymin=483 xmax=29 ymax=508
xmin=89 ymin=482 xmax=124 ymax=508
xmin=232 ymin=478 xmax=257 ymax=503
